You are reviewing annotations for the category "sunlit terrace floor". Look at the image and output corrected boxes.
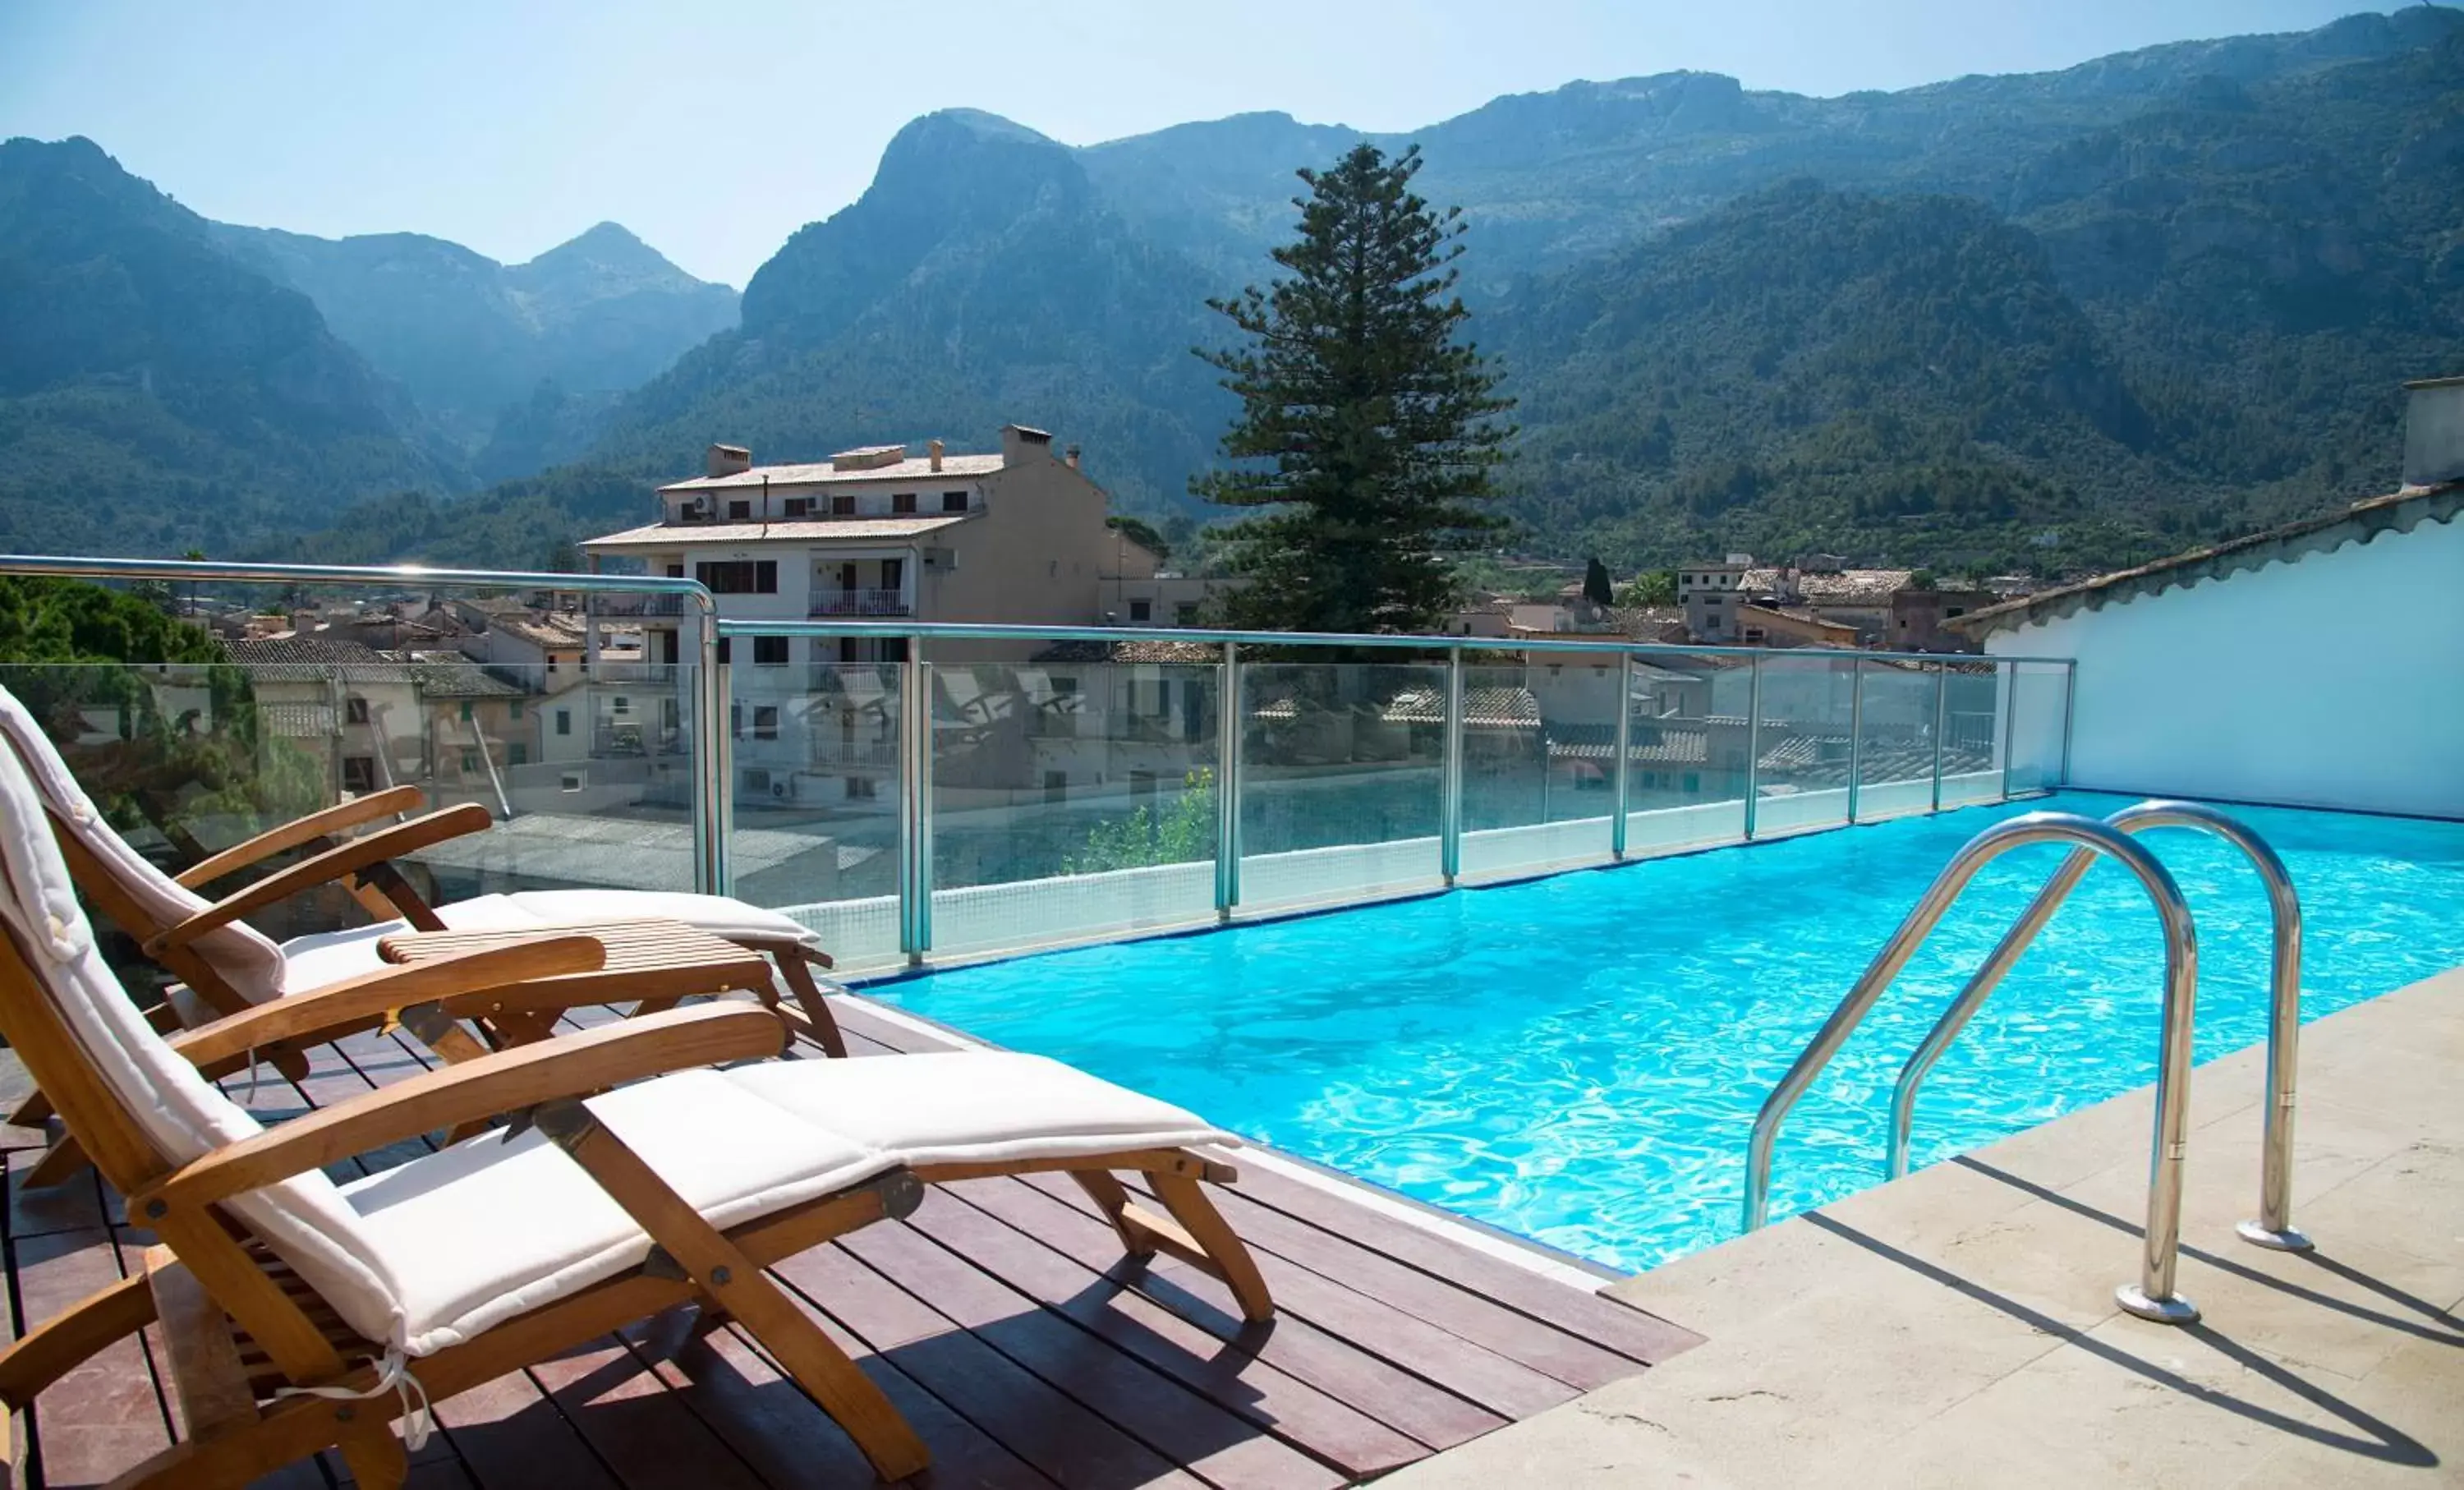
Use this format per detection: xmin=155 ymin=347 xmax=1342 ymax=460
xmin=1387 ymin=965 xmax=2464 ymax=1489
xmin=0 ymin=998 xmax=1699 ymax=1489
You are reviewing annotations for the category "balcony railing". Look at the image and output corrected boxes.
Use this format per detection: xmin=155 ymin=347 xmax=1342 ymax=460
xmin=591 ymin=593 xmax=686 ymax=618
xmin=812 ymin=736 xmax=899 ymax=770
xmin=591 ymin=660 xmax=680 ymax=684
xmin=810 ymin=588 xmax=912 ymax=617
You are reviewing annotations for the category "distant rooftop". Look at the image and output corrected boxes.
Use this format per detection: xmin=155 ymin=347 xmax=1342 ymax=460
xmin=659 ymin=454 xmax=1007 ymax=493
xmin=582 ymin=515 xmax=973 ymax=550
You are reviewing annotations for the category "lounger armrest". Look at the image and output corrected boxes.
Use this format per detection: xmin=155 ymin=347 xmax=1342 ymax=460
xmin=143 ymin=805 xmax=493 ymax=956
xmin=172 ymin=786 xmax=430 ymax=890
xmin=163 ymin=934 xmax=608 ymax=1068
xmin=139 ymin=1004 xmax=792 ymax=1212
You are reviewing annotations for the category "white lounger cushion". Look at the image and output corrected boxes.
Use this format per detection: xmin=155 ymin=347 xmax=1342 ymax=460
xmin=340 ymin=1069 xmax=889 ymax=1354
xmin=274 ymin=891 xmax=825 ymax=998
xmin=730 ymin=1052 xmax=1237 ymax=1169
xmin=346 ymin=1054 xmax=1234 ymax=1354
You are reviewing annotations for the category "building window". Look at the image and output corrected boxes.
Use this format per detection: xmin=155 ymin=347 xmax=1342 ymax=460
xmin=1043 ymin=770 xmax=1067 ymax=804
xmin=727 ymin=499 xmax=752 ymax=521
xmin=754 ymin=706 xmax=779 ymax=741
xmin=664 ymin=563 xmax=684 ymax=578
xmin=784 ymin=497 xmax=812 ymax=517
xmin=612 ymin=695 xmax=632 ymax=715
xmin=341 ymin=756 xmax=375 ymax=794
xmin=730 ymin=703 xmax=743 ymax=738
xmin=343 ymin=696 xmax=370 ymax=724
xmin=555 ymin=708 xmax=572 ymax=736
xmin=753 ymin=635 xmax=789 ymax=666
xmin=510 ymin=699 xmax=524 ymax=720
xmin=509 ymin=743 xmax=528 ymax=766
xmin=1946 ymin=606 xmax=1965 ymax=619
xmin=942 ymin=490 xmax=968 ymax=513
xmin=458 ymin=701 xmax=474 ymax=723
xmin=831 ymin=494 xmax=856 ymax=515
xmin=696 ymin=559 xmax=778 ymax=594
xmin=1129 ymin=599 xmax=1152 ymax=622
xmin=892 ymin=492 xmax=917 ymax=515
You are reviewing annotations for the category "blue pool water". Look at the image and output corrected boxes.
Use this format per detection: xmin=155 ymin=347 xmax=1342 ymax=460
xmin=872 ymin=793 xmax=2464 ymax=1272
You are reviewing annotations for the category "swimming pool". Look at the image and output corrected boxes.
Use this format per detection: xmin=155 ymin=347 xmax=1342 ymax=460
xmin=869 ymin=792 xmax=2464 ymax=1272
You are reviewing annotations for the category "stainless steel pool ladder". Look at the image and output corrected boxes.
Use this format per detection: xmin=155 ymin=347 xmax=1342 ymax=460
xmin=1887 ymin=801 xmax=2309 ymax=1254
xmin=1739 ymin=803 xmax=2305 ymax=1327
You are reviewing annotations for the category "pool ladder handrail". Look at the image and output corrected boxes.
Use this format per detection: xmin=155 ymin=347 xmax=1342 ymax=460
xmin=1740 ymin=811 xmax=2207 ymax=1323
xmin=1887 ymin=800 xmax=2310 ymax=1255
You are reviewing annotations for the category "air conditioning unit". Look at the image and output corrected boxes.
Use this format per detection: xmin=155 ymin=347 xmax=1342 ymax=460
xmin=771 ymin=779 xmax=791 ymax=799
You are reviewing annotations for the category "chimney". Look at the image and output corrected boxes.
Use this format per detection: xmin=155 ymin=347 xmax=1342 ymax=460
xmin=2402 ymin=376 xmax=2464 ymax=488
xmin=1064 ymin=444 xmax=1082 ymax=470
xmin=999 ymin=423 xmax=1054 ymax=466
xmin=928 ymin=438 xmax=945 ymax=473
xmin=706 ymin=444 xmax=752 ymax=479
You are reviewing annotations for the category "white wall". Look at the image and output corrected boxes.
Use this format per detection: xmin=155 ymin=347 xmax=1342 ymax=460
xmin=1986 ymin=514 xmax=2464 ymax=818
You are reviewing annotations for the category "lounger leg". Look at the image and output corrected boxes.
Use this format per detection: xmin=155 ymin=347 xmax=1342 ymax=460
xmin=773 ymin=954 xmax=849 ymax=1059
xmin=21 ymin=1133 xmax=90 ymax=1189
xmin=539 ymin=1104 xmax=931 ymax=1482
xmin=1148 ymin=1173 xmax=1276 ymax=1326
xmin=336 ymin=1423 xmax=410 ymax=1490
xmin=1072 ymin=1170 xmax=1165 ymax=1259
xmin=4 ymin=1089 xmax=50 ymax=1129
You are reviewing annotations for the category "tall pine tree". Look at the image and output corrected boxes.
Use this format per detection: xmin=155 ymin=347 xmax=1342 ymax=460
xmin=1193 ymin=145 xmax=1514 ymax=633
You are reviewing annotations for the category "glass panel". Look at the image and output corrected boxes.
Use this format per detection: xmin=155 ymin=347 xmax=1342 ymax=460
xmin=729 ymin=651 xmax=903 ymax=969
xmin=1239 ymin=660 xmax=1445 ymax=912
xmin=1624 ymin=652 xmax=1747 ymax=852
xmin=2006 ymin=661 xmax=2071 ymax=793
xmin=1852 ymin=660 xmax=1940 ymax=821
xmin=928 ymin=650 xmax=1222 ymax=956
xmin=1750 ymin=653 xmax=1859 ymax=837
xmin=1460 ymin=651 xmax=1619 ymax=879
xmin=0 ymin=655 xmax=713 ymax=983
xmin=1937 ymin=660 xmax=2005 ymax=807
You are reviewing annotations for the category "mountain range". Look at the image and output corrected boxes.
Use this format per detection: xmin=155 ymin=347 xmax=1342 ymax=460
xmin=3 ymin=7 xmax=2460 ymax=578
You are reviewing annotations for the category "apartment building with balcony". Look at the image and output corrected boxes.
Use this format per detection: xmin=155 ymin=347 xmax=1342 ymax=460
xmin=579 ymin=423 xmax=1161 ymax=807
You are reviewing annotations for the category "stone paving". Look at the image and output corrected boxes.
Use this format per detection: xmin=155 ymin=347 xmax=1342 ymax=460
xmin=1389 ymin=968 xmax=2464 ymax=1488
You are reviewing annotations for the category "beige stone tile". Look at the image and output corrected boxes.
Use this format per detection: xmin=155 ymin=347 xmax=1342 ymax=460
xmin=1373 ymin=1381 xmax=1743 ymax=1490
xmin=2298 ymin=1140 xmax=2464 ymax=1269
xmin=1602 ymin=1211 xmax=1873 ymax=1336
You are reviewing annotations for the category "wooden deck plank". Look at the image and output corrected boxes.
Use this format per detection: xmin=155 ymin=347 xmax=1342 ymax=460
xmin=837 ymin=1208 xmax=1345 ymax=1490
xmin=1209 ymin=1158 xmax=1702 ymax=1365
xmin=925 ymin=1176 xmax=1441 ymax=1469
xmin=427 ymin=1368 xmax=625 ymax=1490
xmin=9 ymin=1225 xmax=171 ymax=1489
xmin=1015 ymin=1175 xmax=1578 ymax=1419
xmin=627 ymin=1315 xmax=1056 ymax=1490
xmin=769 ymin=1245 xmax=1205 ymax=1490
xmin=520 ymin=1336 xmax=772 ymax=1490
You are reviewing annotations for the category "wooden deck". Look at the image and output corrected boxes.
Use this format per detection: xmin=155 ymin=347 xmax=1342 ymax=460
xmin=2 ymin=997 xmax=1701 ymax=1488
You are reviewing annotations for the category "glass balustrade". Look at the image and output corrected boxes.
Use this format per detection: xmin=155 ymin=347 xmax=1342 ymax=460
xmin=0 ymin=557 xmax=2076 ymax=978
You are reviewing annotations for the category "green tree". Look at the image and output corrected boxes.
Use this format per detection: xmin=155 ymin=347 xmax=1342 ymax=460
xmin=1582 ymin=556 xmax=1615 ymax=607
xmin=1061 ymin=769 xmax=1217 ymax=874
xmin=1620 ymin=570 xmax=1678 ymax=606
xmin=1193 ymin=143 xmax=1515 ymax=633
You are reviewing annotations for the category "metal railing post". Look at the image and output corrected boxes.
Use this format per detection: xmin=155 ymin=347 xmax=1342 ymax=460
xmin=1929 ymin=662 xmax=1948 ymax=813
xmin=1741 ymin=655 xmax=1763 ymax=840
xmin=1441 ymin=645 xmax=1465 ymax=884
xmin=898 ymin=642 xmax=933 ymax=963
xmin=1611 ymin=652 xmax=1634 ymax=860
xmin=2060 ymin=660 xmax=2079 ymax=787
xmin=1216 ymin=641 xmax=1243 ymax=919
xmin=1742 ymin=810 xmax=2204 ymax=1324
xmin=1845 ymin=657 xmax=1865 ymax=825
xmin=695 ymin=600 xmax=733 ymax=895
xmin=1997 ymin=660 xmax=2020 ymax=799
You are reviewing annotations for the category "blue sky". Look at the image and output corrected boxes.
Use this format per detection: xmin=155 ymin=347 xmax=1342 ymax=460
xmin=0 ymin=0 xmax=2412 ymax=285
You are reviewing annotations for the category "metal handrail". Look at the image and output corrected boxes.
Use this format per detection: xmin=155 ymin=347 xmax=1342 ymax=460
xmin=1741 ymin=811 xmax=2205 ymax=1324
xmin=0 ymin=554 xmax=732 ymax=896
xmin=708 ymin=615 xmax=2080 ymax=668
xmin=1887 ymin=799 xmax=2308 ymax=1251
